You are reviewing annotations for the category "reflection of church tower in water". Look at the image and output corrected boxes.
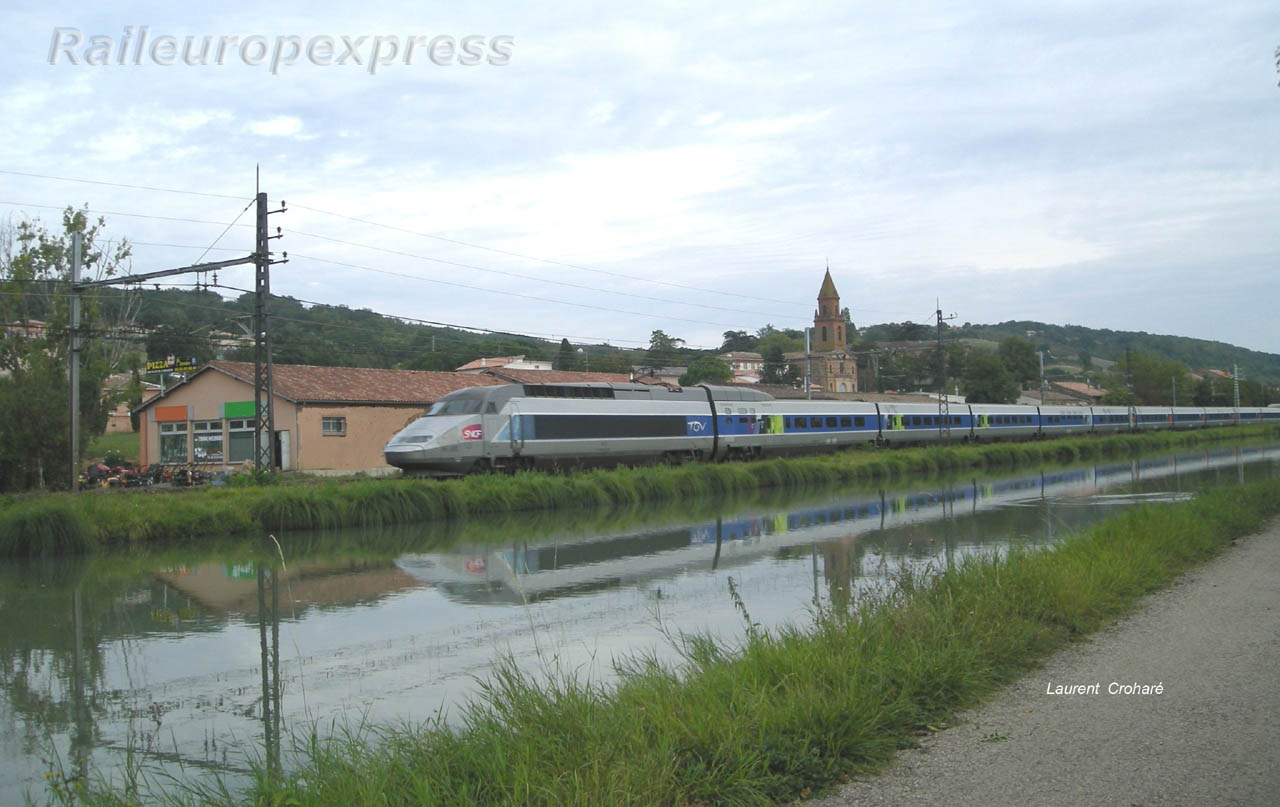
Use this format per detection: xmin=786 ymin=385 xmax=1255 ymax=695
xmin=810 ymin=267 xmax=858 ymax=393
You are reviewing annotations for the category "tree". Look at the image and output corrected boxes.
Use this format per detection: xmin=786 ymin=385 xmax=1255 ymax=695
xmin=646 ymin=330 xmax=684 ymax=369
xmin=963 ymin=350 xmax=1020 ymax=403
xmin=555 ymin=338 xmax=577 ymax=371
xmin=945 ymin=342 xmax=968 ymax=386
xmin=719 ymin=330 xmax=758 ymax=352
xmin=1191 ymin=378 xmax=1214 ymax=407
xmin=997 ymin=336 xmax=1039 ymax=387
xmin=144 ymin=314 xmax=216 ymax=365
xmin=760 ymin=343 xmax=788 ymax=385
xmin=1101 ymin=350 xmax=1191 ymax=405
xmin=679 ymin=356 xmax=733 ymax=386
xmin=0 ymin=208 xmax=131 ymax=490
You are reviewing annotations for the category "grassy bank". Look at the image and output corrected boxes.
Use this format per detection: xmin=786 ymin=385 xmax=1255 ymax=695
xmin=2 ymin=424 xmax=1275 ymax=557
xmin=65 ymin=477 xmax=1280 ymax=807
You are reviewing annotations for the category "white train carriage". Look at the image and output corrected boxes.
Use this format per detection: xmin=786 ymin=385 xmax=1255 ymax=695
xmin=1170 ymin=407 xmax=1208 ymax=429
xmin=876 ymin=403 xmax=969 ymax=444
xmin=1089 ymin=406 xmax=1133 ymax=433
xmin=750 ymin=400 xmax=881 ymax=455
xmin=1037 ymin=406 xmax=1093 ymax=437
xmin=1203 ymin=407 xmax=1238 ymax=427
xmin=968 ymin=404 xmax=1039 ymax=441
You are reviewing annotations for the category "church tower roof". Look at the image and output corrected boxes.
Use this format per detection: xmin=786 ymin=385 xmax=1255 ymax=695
xmin=818 ymin=267 xmax=839 ymax=300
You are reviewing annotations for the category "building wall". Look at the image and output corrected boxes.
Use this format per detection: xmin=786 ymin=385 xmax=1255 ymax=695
xmin=295 ymin=404 xmax=427 ymax=472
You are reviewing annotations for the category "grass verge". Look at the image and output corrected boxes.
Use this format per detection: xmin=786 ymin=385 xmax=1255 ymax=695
xmin=63 ymin=478 xmax=1280 ymax=807
xmin=2 ymin=425 xmax=1275 ymax=557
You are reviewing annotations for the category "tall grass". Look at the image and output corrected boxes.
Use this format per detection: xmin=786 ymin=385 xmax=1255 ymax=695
xmin=2 ymin=424 xmax=1274 ymax=557
xmin=64 ymin=478 xmax=1280 ymax=807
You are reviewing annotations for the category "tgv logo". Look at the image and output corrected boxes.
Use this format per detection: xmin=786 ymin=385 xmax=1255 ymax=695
xmin=687 ymin=420 xmax=706 ymax=433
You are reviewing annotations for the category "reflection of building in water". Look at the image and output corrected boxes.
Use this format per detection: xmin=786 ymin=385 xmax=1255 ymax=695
xmin=154 ymin=559 xmax=422 ymax=614
xmin=821 ymin=536 xmax=866 ymax=612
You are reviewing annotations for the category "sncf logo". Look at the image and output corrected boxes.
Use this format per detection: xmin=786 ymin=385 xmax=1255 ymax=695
xmin=461 ymin=425 xmax=483 ymax=441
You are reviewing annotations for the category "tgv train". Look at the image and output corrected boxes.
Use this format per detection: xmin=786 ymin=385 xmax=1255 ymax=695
xmin=383 ymin=382 xmax=1278 ymax=475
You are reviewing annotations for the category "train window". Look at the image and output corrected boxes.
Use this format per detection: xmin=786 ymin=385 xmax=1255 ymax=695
xmin=795 ymin=418 xmax=807 ymax=429
xmin=952 ymin=416 xmax=961 ymax=425
xmin=738 ymin=417 xmax=749 ymax=423
xmin=826 ymin=417 xmax=837 ymax=428
xmin=425 ymin=397 xmax=483 ymax=416
xmin=485 ymin=403 xmax=497 ymax=413
xmin=840 ymin=417 xmax=852 ymax=428
xmin=784 ymin=417 xmax=792 ymax=428
xmin=854 ymin=416 xmax=865 ymax=427
xmin=810 ymin=417 xmax=823 ymax=428
xmin=911 ymin=416 xmax=922 ymax=426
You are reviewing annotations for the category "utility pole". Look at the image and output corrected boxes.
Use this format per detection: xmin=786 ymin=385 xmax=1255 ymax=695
xmin=1233 ymin=363 xmax=1241 ymax=411
xmin=1172 ymin=376 xmax=1177 ymax=407
xmin=805 ymin=327 xmax=812 ymax=400
xmin=936 ymin=302 xmax=955 ymax=441
xmin=69 ymin=232 xmax=82 ymax=490
xmin=253 ymin=190 xmax=289 ymax=472
xmin=1038 ymin=350 xmax=1047 ymax=404
xmin=69 ymin=183 xmax=283 ymax=482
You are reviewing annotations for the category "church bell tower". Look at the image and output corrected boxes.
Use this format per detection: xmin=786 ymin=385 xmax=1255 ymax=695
xmin=813 ymin=266 xmax=845 ymax=353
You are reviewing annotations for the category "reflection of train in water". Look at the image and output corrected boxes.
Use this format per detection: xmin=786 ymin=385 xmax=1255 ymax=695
xmin=383 ymin=381 xmax=1278 ymax=475
xmin=394 ymin=446 xmax=1273 ymax=605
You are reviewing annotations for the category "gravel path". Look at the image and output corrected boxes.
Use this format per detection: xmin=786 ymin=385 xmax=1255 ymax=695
xmin=808 ymin=520 xmax=1280 ymax=807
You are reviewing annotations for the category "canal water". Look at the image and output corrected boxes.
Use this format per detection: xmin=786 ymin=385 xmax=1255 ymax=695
xmin=2 ymin=443 xmax=1277 ymax=803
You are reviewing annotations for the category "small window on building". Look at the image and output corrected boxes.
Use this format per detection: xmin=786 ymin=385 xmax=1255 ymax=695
xmin=192 ymin=420 xmax=223 ymax=463
xmin=228 ymin=418 xmax=255 ymax=463
xmin=159 ymin=421 xmax=188 ymax=464
xmin=322 ymin=416 xmax=347 ymax=436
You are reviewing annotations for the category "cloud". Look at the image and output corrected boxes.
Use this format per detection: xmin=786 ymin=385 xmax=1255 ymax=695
xmin=245 ymin=115 xmax=305 ymax=137
xmin=1 ymin=0 xmax=1278 ymax=353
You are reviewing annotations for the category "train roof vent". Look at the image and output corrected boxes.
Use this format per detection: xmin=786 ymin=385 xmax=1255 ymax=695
xmin=522 ymin=384 xmax=616 ymax=399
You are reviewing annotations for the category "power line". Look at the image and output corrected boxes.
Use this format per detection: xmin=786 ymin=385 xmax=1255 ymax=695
xmin=291 ymin=200 xmax=815 ymax=310
xmin=0 ymin=200 xmax=256 ymax=230
xmin=0 ymin=169 xmax=249 ymax=201
xmin=288 ymin=228 xmax=804 ymax=322
xmin=286 ymin=251 xmax=759 ymax=331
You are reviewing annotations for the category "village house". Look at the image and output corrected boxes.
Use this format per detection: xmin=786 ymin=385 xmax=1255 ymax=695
xmin=718 ymin=351 xmax=764 ymax=384
xmin=455 ymin=355 xmax=553 ymax=373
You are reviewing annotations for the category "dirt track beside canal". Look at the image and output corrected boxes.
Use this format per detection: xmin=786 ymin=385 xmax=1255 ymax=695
xmin=810 ymin=519 xmax=1280 ymax=807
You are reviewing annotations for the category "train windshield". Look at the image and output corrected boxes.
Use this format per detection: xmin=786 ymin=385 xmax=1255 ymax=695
xmin=424 ymin=395 xmax=484 ymax=416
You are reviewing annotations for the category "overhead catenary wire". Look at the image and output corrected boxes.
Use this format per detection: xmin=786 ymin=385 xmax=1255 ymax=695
xmin=287 ymin=228 xmax=803 ymax=321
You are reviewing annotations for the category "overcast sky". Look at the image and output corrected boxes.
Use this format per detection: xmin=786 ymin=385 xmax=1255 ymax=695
xmin=2 ymin=1 xmax=1277 ymax=355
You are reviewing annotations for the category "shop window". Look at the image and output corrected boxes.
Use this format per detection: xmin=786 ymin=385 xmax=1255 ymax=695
xmin=159 ymin=422 xmax=188 ymax=463
xmin=228 ymin=418 xmax=255 ymax=463
xmin=192 ymin=420 xmax=223 ymax=463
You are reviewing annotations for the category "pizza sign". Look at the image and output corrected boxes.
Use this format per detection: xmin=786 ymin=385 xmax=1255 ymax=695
xmin=461 ymin=424 xmax=483 ymax=441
